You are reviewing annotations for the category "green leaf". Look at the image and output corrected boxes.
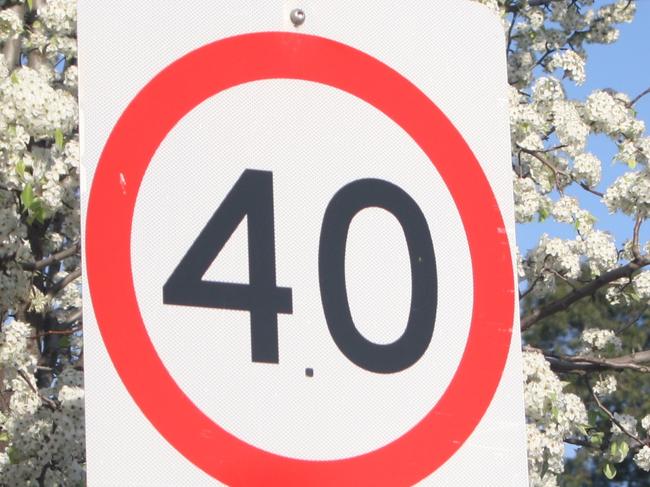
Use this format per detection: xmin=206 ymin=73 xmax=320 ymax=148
xmin=54 ymin=128 xmax=64 ymax=150
xmin=629 ymin=290 xmax=642 ymax=302
xmin=15 ymin=159 xmax=25 ymax=179
xmin=10 ymin=70 xmax=19 ymax=84
xmin=538 ymin=206 xmax=550 ymax=222
xmin=20 ymin=183 xmax=34 ymax=210
xmin=7 ymin=446 xmax=21 ymax=464
xmin=627 ymin=159 xmax=637 ymax=169
xmin=27 ymin=0 xmax=33 ymax=10
xmin=619 ymin=441 xmax=630 ymax=458
xmin=551 ymin=404 xmax=559 ymax=421
xmin=610 ymin=441 xmax=619 ymax=457
xmin=0 ymin=431 xmax=9 ymax=442
xmin=577 ymin=424 xmax=589 ymax=436
xmin=590 ymin=431 xmax=604 ymax=446
xmin=603 ymin=462 xmax=616 ymax=480
xmin=32 ymin=202 xmax=46 ymax=224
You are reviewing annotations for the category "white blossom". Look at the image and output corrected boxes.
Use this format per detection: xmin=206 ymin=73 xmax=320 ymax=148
xmin=552 ymin=100 xmax=589 ymax=155
xmin=547 ymin=50 xmax=586 ymax=86
xmin=514 ymin=177 xmax=549 ymax=222
xmin=633 ymin=271 xmax=650 ymax=300
xmin=38 ymin=0 xmax=77 ymax=35
xmin=583 ymin=230 xmax=617 ymax=275
xmin=572 ymin=153 xmax=602 ymax=187
xmin=642 ymin=414 xmax=650 ymax=433
xmin=593 ymin=375 xmax=617 ymax=397
xmin=584 ymin=90 xmax=632 ymax=135
xmin=0 ymin=67 xmax=78 ymax=139
xmin=610 ymin=412 xmax=638 ymax=438
xmin=603 ymin=171 xmax=650 ymax=216
xmin=634 ymin=446 xmax=650 ymax=472
xmin=0 ymin=8 xmax=22 ymax=42
xmin=551 ymin=196 xmax=579 ymax=224
xmin=580 ymin=328 xmax=622 ymax=354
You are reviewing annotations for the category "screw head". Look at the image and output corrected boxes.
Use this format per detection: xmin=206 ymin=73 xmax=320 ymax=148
xmin=290 ymin=8 xmax=306 ymax=27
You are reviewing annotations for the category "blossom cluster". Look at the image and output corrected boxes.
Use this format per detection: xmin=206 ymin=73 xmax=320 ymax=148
xmin=472 ymin=1 xmax=650 ymax=485
xmin=0 ymin=0 xmax=83 ymax=484
xmin=523 ymin=351 xmax=587 ymax=486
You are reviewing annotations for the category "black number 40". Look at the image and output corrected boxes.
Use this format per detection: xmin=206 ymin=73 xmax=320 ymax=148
xmin=163 ymin=170 xmax=437 ymax=374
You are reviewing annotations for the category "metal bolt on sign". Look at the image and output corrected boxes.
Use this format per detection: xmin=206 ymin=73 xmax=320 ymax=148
xmin=290 ymin=8 xmax=306 ymax=27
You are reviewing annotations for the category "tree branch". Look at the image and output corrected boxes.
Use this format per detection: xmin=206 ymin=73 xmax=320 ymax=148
xmin=62 ymin=308 xmax=82 ymax=326
xmin=521 ymin=257 xmax=650 ymax=330
xmin=632 ymin=214 xmax=645 ymax=261
xmin=27 ymin=0 xmax=48 ymax=71
xmin=2 ymin=4 xmax=25 ymax=70
xmin=20 ymin=241 xmax=80 ymax=271
xmin=46 ymin=268 xmax=81 ymax=298
xmin=30 ymin=326 xmax=81 ymax=340
xmin=544 ymin=350 xmax=650 ymax=374
xmin=507 ymin=0 xmax=554 ymax=13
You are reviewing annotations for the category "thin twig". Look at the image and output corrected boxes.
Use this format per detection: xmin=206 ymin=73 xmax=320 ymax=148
xmin=30 ymin=326 xmax=81 ymax=340
xmin=588 ymin=379 xmax=646 ymax=447
xmin=628 ymin=87 xmax=650 ymax=108
xmin=507 ymin=12 xmax=518 ymax=53
xmin=616 ymin=304 xmax=648 ymax=335
xmin=518 ymin=146 xmax=604 ymax=197
xmin=15 ymin=368 xmax=57 ymax=410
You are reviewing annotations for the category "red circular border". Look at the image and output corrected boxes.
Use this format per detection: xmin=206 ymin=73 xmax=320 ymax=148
xmin=86 ymin=32 xmax=514 ymax=486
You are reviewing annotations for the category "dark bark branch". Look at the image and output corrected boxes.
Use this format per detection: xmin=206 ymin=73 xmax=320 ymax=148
xmin=507 ymin=0 xmax=555 ymax=13
xmin=20 ymin=241 xmax=80 ymax=271
xmin=544 ymin=350 xmax=650 ymax=374
xmin=521 ymin=257 xmax=650 ymax=330
xmin=506 ymin=11 xmax=518 ymax=53
xmin=1 ymin=4 xmax=24 ymax=70
xmin=564 ymin=437 xmax=598 ymax=449
xmin=46 ymin=268 xmax=81 ymax=299
xmin=27 ymin=0 xmax=48 ymax=71
xmin=16 ymin=368 xmax=57 ymax=409
xmin=632 ymin=214 xmax=645 ymax=261
xmin=62 ymin=307 xmax=81 ymax=326
xmin=524 ymin=344 xmax=650 ymax=374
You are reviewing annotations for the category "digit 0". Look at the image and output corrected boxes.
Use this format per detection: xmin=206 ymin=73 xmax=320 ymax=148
xmin=319 ymin=179 xmax=437 ymax=373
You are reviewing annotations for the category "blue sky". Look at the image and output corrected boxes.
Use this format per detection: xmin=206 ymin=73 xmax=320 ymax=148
xmin=516 ymin=1 xmax=650 ymax=253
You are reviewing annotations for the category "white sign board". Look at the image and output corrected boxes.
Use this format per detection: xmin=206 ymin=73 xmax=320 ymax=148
xmin=79 ymin=1 xmax=529 ymax=485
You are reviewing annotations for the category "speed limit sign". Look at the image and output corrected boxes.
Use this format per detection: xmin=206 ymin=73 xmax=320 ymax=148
xmin=80 ymin=1 xmax=529 ymax=485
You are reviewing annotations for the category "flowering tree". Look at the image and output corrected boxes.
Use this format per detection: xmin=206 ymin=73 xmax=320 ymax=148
xmin=0 ymin=0 xmax=647 ymax=485
xmin=477 ymin=0 xmax=650 ymax=485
